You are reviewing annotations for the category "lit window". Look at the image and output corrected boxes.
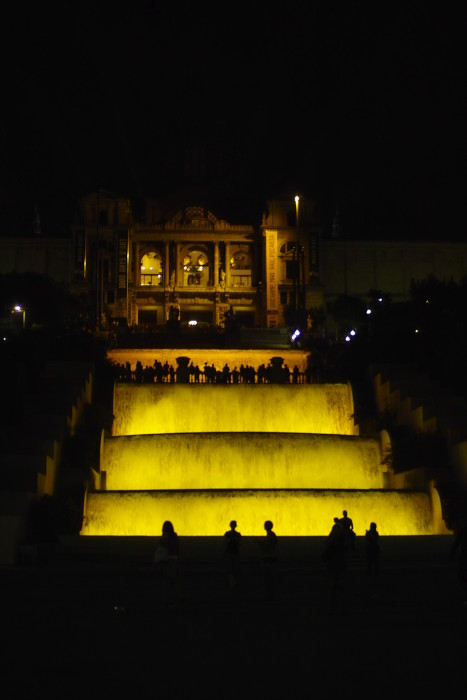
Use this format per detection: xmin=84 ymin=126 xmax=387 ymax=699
xmin=140 ymin=251 xmax=162 ymax=286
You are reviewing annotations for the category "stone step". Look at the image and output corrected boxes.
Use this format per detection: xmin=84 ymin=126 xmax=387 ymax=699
xmin=48 ymin=533 xmax=453 ymax=568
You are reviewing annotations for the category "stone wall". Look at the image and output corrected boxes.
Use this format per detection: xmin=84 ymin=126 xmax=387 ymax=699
xmin=321 ymin=240 xmax=467 ymax=302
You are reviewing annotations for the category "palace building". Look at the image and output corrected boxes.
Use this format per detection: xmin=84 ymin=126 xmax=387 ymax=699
xmin=3 ymin=187 xmax=467 ymax=332
xmin=71 ymin=189 xmax=323 ymax=329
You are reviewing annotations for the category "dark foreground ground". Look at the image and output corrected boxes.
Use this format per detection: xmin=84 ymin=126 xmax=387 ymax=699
xmin=1 ymin=536 xmax=466 ymax=698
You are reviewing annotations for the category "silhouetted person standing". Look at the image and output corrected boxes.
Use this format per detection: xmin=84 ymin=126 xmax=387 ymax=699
xmin=329 ymin=516 xmax=341 ymax=536
xmin=340 ymin=509 xmax=356 ymax=550
xmin=365 ymin=522 xmax=380 ymax=575
xmin=154 ymin=521 xmax=180 ymax=597
xmin=224 ymin=520 xmax=242 ymax=588
xmin=323 ymin=516 xmax=350 ymax=612
xmin=260 ymin=520 xmax=278 ymax=598
xmin=339 ymin=509 xmax=353 ymax=531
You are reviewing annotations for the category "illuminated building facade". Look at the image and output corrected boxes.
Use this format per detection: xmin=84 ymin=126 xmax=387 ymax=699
xmin=71 ymin=190 xmax=323 ymax=329
xmin=3 ymin=188 xmax=467 ymax=332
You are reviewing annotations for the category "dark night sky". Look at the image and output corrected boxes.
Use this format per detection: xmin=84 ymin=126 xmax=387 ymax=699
xmin=1 ymin=2 xmax=465 ymax=238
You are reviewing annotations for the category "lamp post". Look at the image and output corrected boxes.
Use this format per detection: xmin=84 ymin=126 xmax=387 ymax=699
xmin=13 ymin=305 xmax=26 ymax=329
xmin=294 ymin=195 xmax=300 ymax=322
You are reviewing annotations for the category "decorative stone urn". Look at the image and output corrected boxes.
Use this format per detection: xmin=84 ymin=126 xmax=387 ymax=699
xmin=269 ymin=356 xmax=285 ymax=384
xmin=176 ymin=356 xmax=191 ymax=384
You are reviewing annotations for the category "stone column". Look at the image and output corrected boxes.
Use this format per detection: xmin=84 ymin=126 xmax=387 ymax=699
xmin=134 ymin=241 xmax=140 ymax=285
xmin=214 ymin=241 xmax=219 ymax=287
xmin=176 ymin=243 xmax=182 ymax=286
xmin=164 ymin=241 xmax=170 ymax=287
xmin=225 ymin=241 xmax=231 ymax=287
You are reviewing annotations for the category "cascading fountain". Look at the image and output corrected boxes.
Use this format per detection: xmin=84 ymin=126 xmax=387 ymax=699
xmin=82 ymin=357 xmax=447 ymax=537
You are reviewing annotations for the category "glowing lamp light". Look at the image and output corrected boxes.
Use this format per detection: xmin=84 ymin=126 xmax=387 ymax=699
xmin=345 ymin=336 xmax=350 ymax=342
xmin=12 ymin=305 xmax=26 ymax=328
xmin=188 ymin=320 xmax=198 ymax=326
xmin=378 ymin=298 xmax=383 ymax=302
xmin=350 ymin=329 xmax=356 ymax=336
xmin=291 ymin=329 xmax=301 ymax=341
xmin=366 ymin=309 xmax=372 ymax=315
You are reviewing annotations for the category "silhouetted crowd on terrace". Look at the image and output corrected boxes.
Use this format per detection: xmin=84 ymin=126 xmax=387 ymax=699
xmin=113 ymin=359 xmax=312 ymax=384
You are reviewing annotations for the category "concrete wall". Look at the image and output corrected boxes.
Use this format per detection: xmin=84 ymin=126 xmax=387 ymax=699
xmin=0 ymin=362 xmax=94 ymax=564
xmin=321 ymin=240 xmax=467 ymax=301
xmin=0 ymin=238 xmax=72 ymax=283
xmin=0 ymin=493 xmax=35 ymax=565
xmin=371 ymin=363 xmax=467 ymax=489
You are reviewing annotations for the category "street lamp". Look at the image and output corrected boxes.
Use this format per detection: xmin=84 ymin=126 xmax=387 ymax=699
xmin=294 ymin=195 xmax=300 ymax=321
xmin=12 ymin=304 xmax=26 ymax=329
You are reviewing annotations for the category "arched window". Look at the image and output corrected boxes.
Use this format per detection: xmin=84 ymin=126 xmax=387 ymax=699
xmin=140 ymin=250 xmax=163 ymax=286
xmin=229 ymin=247 xmax=252 ymax=286
xmin=279 ymin=241 xmax=299 ymax=282
xmin=182 ymin=249 xmax=210 ymax=286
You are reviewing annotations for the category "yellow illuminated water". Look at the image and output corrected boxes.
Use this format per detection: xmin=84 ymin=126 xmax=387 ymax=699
xmin=82 ymin=358 xmax=447 ymax=537
xmin=102 ymin=433 xmax=384 ymax=490
xmin=112 ymin=384 xmax=356 ymax=436
xmin=84 ymin=489 xmax=436 ymax=536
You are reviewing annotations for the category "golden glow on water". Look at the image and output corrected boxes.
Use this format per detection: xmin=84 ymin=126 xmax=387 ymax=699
xmin=112 ymin=384 xmax=356 ymax=436
xmin=103 ymin=433 xmax=383 ymax=490
xmin=83 ymin=489 xmax=435 ymax=536
xmin=81 ymin=352 xmax=447 ymax=537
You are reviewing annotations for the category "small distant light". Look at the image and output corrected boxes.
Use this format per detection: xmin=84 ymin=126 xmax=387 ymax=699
xmin=350 ymin=329 xmax=356 ymax=336
xmin=291 ymin=329 xmax=301 ymax=341
xmin=415 ymin=329 xmax=419 ymax=334
xmin=188 ymin=320 xmax=197 ymax=326
xmin=345 ymin=335 xmax=350 ymax=342
xmin=425 ymin=299 xmax=429 ymax=304
xmin=378 ymin=298 xmax=383 ymax=302
xmin=366 ymin=308 xmax=372 ymax=315
xmin=149 ymin=267 xmax=153 ymax=271
xmin=3 ymin=337 xmax=6 ymax=341
xmin=141 ymin=266 xmax=146 ymax=270
xmin=14 ymin=305 xmax=22 ymax=311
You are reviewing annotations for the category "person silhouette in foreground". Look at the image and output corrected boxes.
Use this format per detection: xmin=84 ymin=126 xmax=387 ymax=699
xmin=259 ymin=520 xmax=278 ymax=598
xmin=450 ymin=517 xmax=467 ymax=606
xmin=153 ymin=521 xmax=180 ymax=595
xmin=339 ymin=509 xmax=356 ymax=550
xmin=330 ymin=516 xmax=341 ymax=536
xmin=323 ymin=516 xmax=350 ymax=612
xmin=224 ymin=520 xmax=242 ymax=588
xmin=365 ymin=522 xmax=380 ymax=575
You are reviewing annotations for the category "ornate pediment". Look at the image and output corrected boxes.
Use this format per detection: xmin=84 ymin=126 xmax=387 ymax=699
xmin=165 ymin=206 xmax=217 ymax=230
